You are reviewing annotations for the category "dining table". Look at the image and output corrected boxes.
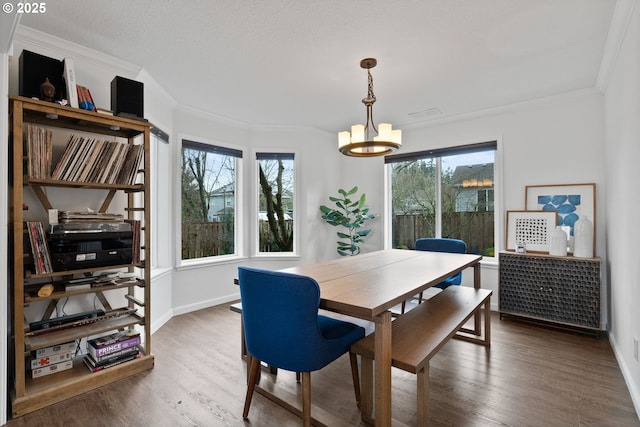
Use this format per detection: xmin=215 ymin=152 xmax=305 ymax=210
xmin=280 ymin=248 xmax=483 ymax=426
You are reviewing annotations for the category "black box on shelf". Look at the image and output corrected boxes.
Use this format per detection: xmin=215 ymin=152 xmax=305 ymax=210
xmin=48 ymin=230 xmax=134 ymax=271
xmin=111 ymin=76 xmax=144 ymax=119
xmin=19 ymin=50 xmax=67 ymax=102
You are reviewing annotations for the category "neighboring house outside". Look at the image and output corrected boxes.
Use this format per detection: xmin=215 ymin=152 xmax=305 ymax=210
xmin=208 ymin=183 xmax=234 ymax=221
xmin=451 ymin=164 xmax=494 ymax=213
xmin=258 ymin=187 xmax=294 ymax=220
xmin=207 ymin=184 xmax=294 ymax=222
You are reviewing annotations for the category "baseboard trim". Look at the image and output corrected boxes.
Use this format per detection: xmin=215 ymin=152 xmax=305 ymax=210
xmin=609 ymin=331 xmax=640 ymax=420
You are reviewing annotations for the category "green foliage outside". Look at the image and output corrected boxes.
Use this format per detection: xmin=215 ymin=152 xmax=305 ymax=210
xmin=258 ymin=159 xmax=293 ymax=252
xmin=181 ymin=147 xmax=235 ymax=258
xmin=390 ymin=158 xmax=494 ymax=255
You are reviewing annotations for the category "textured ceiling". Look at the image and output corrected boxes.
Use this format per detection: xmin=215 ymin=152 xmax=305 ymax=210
xmin=19 ymin=0 xmax=616 ymax=132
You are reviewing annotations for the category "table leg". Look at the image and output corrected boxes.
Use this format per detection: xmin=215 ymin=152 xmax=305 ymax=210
xmin=374 ymin=311 xmax=392 ymax=427
xmin=473 ymin=262 xmax=482 ymax=334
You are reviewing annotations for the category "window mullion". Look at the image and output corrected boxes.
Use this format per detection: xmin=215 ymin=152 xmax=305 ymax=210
xmin=435 ymin=157 xmax=442 ymax=238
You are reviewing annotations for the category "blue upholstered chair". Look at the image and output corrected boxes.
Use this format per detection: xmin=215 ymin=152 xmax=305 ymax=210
xmin=401 ymin=238 xmax=467 ymax=313
xmin=238 ymin=266 xmax=366 ymax=427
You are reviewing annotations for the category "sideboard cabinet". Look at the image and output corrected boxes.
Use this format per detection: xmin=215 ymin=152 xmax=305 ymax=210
xmin=499 ymin=251 xmax=601 ymax=331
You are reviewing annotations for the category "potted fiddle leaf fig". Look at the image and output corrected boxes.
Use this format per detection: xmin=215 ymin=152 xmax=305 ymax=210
xmin=320 ymin=186 xmax=376 ymax=256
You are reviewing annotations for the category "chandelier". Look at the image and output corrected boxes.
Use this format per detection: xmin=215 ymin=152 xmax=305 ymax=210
xmin=338 ymin=58 xmax=402 ymax=157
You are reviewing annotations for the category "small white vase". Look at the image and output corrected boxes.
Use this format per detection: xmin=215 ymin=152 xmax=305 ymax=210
xmin=573 ymin=215 xmax=594 ymax=258
xmin=549 ymin=226 xmax=567 ymax=256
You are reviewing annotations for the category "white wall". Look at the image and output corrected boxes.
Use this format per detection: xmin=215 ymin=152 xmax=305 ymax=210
xmin=1 ymin=9 xmax=22 ymax=424
xmin=603 ymin=0 xmax=640 ymax=414
xmin=0 ymin=50 xmax=10 ymax=427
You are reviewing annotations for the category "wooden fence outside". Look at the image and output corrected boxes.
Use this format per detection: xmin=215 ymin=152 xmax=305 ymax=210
xmin=183 ymin=213 xmax=493 ymax=258
xmin=392 ymin=211 xmax=494 ymax=255
xmin=182 ymin=221 xmax=293 ymax=258
xmin=182 ymin=222 xmax=235 ymax=259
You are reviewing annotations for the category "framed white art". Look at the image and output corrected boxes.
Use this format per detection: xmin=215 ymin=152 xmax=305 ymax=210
xmin=506 ymin=210 xmax=557 ymax=253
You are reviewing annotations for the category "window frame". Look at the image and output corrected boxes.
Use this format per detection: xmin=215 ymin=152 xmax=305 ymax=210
xmin=384 ymin=140 xmax=499 ymax=261
xmin=252 ymin=149 xmax=299 ymax=259
xmin=178 ymin=137 xmax=244 ymax=266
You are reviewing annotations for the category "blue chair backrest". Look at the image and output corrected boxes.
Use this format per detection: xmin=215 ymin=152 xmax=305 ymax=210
xmin=415 ymin=238 xmax=467 ymax=254
xmin=238 ymin=266 xmax=347 ymax=372
xmin=415 ymin=238 xmax=467 ymax=286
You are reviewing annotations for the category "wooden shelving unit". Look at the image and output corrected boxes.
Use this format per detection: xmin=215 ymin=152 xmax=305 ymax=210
xmin=9 ymin=96 xmax=154 ymax=417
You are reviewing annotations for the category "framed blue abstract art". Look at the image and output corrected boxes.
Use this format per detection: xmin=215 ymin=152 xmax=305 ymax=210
xmin=525 ymin=183 xmax=596 ymax=252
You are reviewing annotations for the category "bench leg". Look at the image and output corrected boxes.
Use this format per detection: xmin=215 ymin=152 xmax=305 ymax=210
xmin=240 ymin=318 xmax=247 ymax=359
xmin=417 ymin=362 xmax=430 ymax=427
xmin=455 ymin=295 xmax=492 ymax=347
xmin=484 ymin=296 xmax=491 ymax=347
xmin=359 ymin=355 xmax=374 ymax=421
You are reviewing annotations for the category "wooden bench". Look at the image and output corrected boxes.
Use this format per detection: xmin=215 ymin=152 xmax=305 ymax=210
xmin=350 ymin=286 xmax=492 ymax=427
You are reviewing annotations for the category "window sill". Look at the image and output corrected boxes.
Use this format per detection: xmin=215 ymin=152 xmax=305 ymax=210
xmin=480 ymin=257 xmax=498 ymax=269
xmin=176 ymin=254 xmax=248 ymax=271
xmin=251 ymin=253 xmax=301 ymax=261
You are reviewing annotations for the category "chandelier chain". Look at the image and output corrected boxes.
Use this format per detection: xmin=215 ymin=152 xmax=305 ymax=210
xmin=363 ymin=69 xmax=376 ymax=106
xmin=363 ymin=69 xmax=377 ymax=136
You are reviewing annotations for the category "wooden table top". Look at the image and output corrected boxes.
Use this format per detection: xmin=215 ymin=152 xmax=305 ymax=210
xmin=281 ymin=249 xmax=482 ymax=320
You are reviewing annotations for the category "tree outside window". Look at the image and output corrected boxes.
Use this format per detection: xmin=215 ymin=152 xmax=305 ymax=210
xmin=257 ymin=153 xmax=294 ymax=253
xmin=387 ymin=142 xmax=496 ymax=257
xmin=181 ymin=140 xmax=241 ymax=260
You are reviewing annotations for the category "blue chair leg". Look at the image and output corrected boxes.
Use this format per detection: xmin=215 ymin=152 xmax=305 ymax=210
xmin=243 ymin=357 xmax=261 ymax=418
xmin=301 ymin=372 xmax=311 ymax=427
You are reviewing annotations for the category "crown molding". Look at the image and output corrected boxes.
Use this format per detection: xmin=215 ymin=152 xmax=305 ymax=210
xmin=136 ymin=68 xmax=178 ymax=109
xmin=14 ymin=25 xmax=141 ymax=76
xmin=596 ymin=0 xmax=638 ymax=92
xmin=175 ymin=103 xmax=251 ymax=129
xmin=401 ymin=88 xmax=602 ymax=130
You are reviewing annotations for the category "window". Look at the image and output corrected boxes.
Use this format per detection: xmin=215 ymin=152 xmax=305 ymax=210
xmin=181 ymin=139 xmax=242 ymax=260
xmin=256 ymin=152 xmax=295 ymax=254
xmin=149 ymin=126 xmax=170 ymax=270
xmin=385 ymin=141 xmax=496 ymax=257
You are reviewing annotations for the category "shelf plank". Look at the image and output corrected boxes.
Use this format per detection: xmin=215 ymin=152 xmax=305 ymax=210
xmin=24 ymin=313 xmax=144 ymax=352
xmin=27 ymin=263 xmax=143 ymax=280
xmin=24 ymin=280 xmax=145 ymax=303
xmin=26 ymin=178 xmax=144 ymax=191
xmin=13 ymin=354 xmax=154 ymax=417
xmin=10 ymin=95 xmax=149 ymax=138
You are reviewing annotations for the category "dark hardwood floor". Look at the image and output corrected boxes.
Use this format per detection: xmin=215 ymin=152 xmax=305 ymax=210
xmin=6 ymin=303 xmax=639 ymax=427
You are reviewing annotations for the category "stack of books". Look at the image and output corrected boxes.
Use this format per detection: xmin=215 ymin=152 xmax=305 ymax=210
xmin=24 ymin=123 xmax=53 ymax=179
xmin=26 ymin=221 xmax=53 ymax=274
xmin=84 ymin=329 xmax=141 ymax=373
xmin=31 ymin=341 xmax=75 ymax=379
xmin=51 ymin=134 xmax=144 ymax=185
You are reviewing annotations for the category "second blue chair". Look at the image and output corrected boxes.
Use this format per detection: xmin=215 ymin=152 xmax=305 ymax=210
xmin=238 ymin=266 xmax=366 ymax=427
xmin=401 ymin=237 xmax=467 ymax=313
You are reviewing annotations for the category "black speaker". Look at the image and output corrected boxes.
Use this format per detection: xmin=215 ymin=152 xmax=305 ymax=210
xmin=19 ymin=50 xmax=67 ymax=102
xmin=111 ymin=76 xmax=144 ymax=119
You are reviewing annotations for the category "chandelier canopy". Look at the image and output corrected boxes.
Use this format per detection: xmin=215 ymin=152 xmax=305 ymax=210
xmin=338 ymin=58 xmax=402 ymax=157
